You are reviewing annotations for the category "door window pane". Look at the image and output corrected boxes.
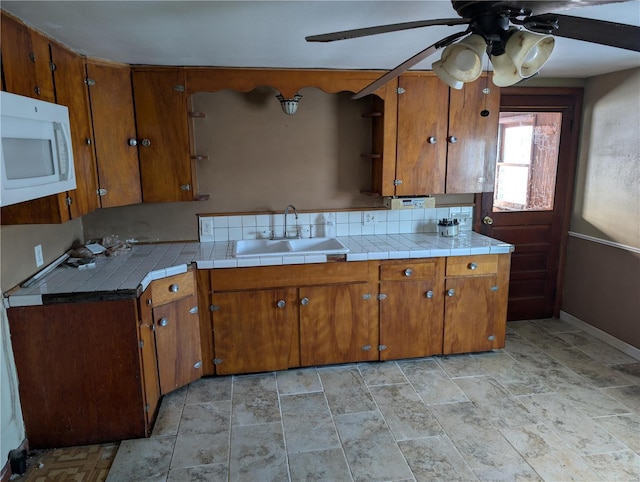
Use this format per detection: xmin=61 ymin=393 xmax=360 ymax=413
xmin=494 ymin=112 xmax=562 ymax=212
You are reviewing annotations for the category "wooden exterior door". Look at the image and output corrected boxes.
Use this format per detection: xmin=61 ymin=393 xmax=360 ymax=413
xmin=476 ymin=88 xmax=582 ymax=320
xmin=86 ymin=61 xmax=142 ymax=207
xmin=153 ymin=294 xmax=202 ymax=394
xmin=212 ymin=288 xmax=298 ymax=375
xmin=299 ymin=283 xmax=378 ymax=366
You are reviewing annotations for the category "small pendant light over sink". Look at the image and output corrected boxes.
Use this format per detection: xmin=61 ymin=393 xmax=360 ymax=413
xmin=276 ymin=93 xmax=302 ymax=115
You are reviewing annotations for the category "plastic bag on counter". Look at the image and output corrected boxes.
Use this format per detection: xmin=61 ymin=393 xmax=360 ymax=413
xmin=95 ymin=235 xmax=132 ymax=257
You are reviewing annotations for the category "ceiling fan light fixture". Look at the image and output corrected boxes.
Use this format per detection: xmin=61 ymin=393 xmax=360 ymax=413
xmin=489 ymin=53 xmax=521 ymax=87
xmin=276 ymin=93 xmax=302 ymax=115
xmin=433 ymin=33 xmax=487 ymax=87
xmin=505 ymin=31 xmax=555 ymax=78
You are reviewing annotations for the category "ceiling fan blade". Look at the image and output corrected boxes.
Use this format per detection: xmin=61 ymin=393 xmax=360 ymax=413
xmin=306 ymin=18 xmax=469 ymax=42
xmin=532 ymin=13 xmax=640 ymax=51
xmin=352 ymin=30 xmax=469 ymax=99
xmin=495 ymin=0 xmax=634 ymax=16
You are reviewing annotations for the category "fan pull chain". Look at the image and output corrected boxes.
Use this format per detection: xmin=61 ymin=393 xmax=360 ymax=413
xmin=480 ymin=53 xmax=491 ymax=117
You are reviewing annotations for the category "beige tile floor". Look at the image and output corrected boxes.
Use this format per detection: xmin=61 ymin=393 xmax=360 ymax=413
xmin=107 ymin=319 xmax=640 ymax=481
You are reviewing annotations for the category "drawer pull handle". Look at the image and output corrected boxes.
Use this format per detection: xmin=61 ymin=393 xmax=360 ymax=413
xmin=425 ymin=290 xmax=434 ymax=299
xmin=404 ymin=268 xmax=413 ymax=277
xmin=447 ymin=289 xmax=455 ymax=297
xmin=277 ymin=300 xmax=286 ymax=309
xmin=158 ymin=317 xmax=168 ymax=327
xmin=468 ymin=263 xmax=478 ymax=270
xmin=169 ymin=284 xmax=179 ymax=292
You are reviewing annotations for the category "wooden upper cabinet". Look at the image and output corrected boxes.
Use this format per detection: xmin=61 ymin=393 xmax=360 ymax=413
xmin=396 ymin=74 xmax=449 ymax=195
xmin=377 ymin=72 xmax=500 ymax=196
xmin=132 ymin=69 xmax=193 ymax=202
xmin=50 ymin=44 xmax=100 ymax=218
xmin=86 ymin=61 xmax=142 ymax=208
xmin=447 ymin=77 xmax=500 ymax=193
xmin=1 ymin=12 xmax=54 ymax=101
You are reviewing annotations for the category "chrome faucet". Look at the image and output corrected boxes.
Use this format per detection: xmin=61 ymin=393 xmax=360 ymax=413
xmin=283 ymin=204 xmax=299 ymax=239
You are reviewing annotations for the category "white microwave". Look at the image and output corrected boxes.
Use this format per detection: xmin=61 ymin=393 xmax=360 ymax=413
xmin=1 ymin=91 xmax=76 ymax=207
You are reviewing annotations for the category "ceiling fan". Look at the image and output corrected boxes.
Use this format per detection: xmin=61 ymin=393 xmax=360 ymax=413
xmin=306 ymin=0 xmax=640 ymax=98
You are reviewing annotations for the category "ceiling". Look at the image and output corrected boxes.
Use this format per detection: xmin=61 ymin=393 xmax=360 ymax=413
xmin=3 ymin=1 xmax=640 ymax=79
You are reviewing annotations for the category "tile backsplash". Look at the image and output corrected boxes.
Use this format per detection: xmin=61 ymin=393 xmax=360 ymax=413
xmin=198 ymin=206 xmax=473 ymax=243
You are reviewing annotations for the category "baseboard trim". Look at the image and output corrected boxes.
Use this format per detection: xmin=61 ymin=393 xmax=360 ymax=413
xmin=560 ymin=310 xmax=640 ymax=361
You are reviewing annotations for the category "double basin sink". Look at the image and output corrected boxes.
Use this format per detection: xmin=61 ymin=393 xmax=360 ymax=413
xmin=234 ymin=237 xmax=349 ymax=258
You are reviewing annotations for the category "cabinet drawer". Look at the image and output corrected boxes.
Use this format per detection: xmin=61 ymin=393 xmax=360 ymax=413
xmin=150 ymin=271 xmax=195 ymax=306
xmin=380 ymin=259 xmax=441 ymax=281
xmin=446 ymin=255 xmax=499 ymax=277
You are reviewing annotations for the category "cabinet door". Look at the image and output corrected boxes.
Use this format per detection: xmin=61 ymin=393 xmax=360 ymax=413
xmin=443 ymin=275 xmax=505 ymax=354
xmin=51 ymin=44 xmax=100 ymax=218
xmin=212 ymin=288 xmax=298 ymax=375
xmin=132 ymin=69 xmax=193 ymax=202
xmin=446 ymin=76 xmax=500 ymax=193
xmin=86 ymin=61 xmax=142 ymax=207
xmin=380 ymin=280 xmax=444 ymax=360
xmin=395 ymin=74 xmax=449 ymax=195
xmin=1 ymin=12 xmax=53 ymax=100
xmin=299 ymin=283 xmax=378 ymax=366
xmin=138 ymin=288 xmax=161 ymax=430
xmin=153 ymin=294 xmax=202 ymax=394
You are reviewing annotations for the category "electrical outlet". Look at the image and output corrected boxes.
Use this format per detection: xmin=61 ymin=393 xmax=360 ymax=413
xmin=34 ymin=244 xmax=44 ymax=267
xmin=363 ymin=212 xmax=377 ymax=225
xmin=200 ymin=218 xmax=214 ymax=237
xmin=453 ymin=213 xmax=470 ymax=227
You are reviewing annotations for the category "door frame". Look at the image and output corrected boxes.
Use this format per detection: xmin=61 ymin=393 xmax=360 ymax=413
xmin=474 ymin=87 xmax=583 ymax=318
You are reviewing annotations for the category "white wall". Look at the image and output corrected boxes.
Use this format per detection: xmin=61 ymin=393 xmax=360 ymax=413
xmin=1 ymin=304 xmax=25 ymax=465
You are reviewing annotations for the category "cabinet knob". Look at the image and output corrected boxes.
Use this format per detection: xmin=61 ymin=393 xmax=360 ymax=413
xmin=428 ymin=136 xmax=437 ymax=144
xmin=487 ymin=335 xmax=496 ymax=341
xmin=140 ymin=138 xmax=151 ymax=147
xmin=169 ymin=284 xmax=179 ymax=293
xmin=300 ymin=297 xmax=310 ymax=306
xmin=404 ymin=268 xmax=413 ymax=277
xmin=468 ymin=262 xmax=478 ymax=270
xmin=193 ymin=361 xmax=202 ymax=369
xmin=447 ymin=288 xmax=455 ymax=297
xmin=277 ymin=300 xmax=286 ymax=309
xmin=425 ymin=290 xmax=434 ymax=299
xmin=85 ymin=137 xmax=92 ymax=145
xmin=158 ymin=317 xmax=168 ymax=327
xmin=448 ymin=136 xmax=458 ymax=144
xmin=128 ymin=138 xmax=138 ymax=147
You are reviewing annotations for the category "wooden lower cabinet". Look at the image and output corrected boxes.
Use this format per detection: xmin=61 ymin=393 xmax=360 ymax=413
xmin=203 ymin=255 xmax=510 ymax=374
xmin=379 ymin=258 xmax=445 ymax=360
xmin=212 ymin=288 xmax=298 ymax=375
xmin=140 ymin=271 xmax=203 ymax=393
xmin=443 ymin=254 xmax=510 ymax=354
xmin=8 ymin=299 xmax=152 ymax=449
xmin=299 ymin=283 xmax=378 ymax=366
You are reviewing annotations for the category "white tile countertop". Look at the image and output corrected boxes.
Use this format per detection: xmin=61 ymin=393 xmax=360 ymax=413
xmin=5 ymin=232 xmax=513 ymax=307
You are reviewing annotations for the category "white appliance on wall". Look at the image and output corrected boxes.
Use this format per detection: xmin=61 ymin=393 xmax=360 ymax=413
xmin=1 ymin=91 xmax=76 ymax=207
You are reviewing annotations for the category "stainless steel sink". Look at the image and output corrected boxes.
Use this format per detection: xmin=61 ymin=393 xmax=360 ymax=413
xmin=234 ymin=237 xmax=349 ymax=257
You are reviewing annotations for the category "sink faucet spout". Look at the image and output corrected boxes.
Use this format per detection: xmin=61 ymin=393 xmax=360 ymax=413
xmin=284 ymin=204 xmax=299 ymax=239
